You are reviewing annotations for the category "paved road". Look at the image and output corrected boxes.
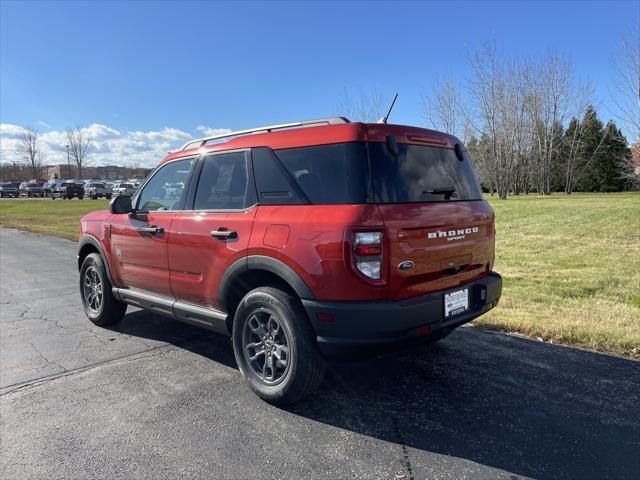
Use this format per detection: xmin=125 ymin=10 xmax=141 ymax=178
xmin=1 ymin=226 xmax=639 ymax=480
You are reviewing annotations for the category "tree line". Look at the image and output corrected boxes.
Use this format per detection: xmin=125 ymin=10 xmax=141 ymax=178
xmin=339 ymin=35 xmax=639 ymax=199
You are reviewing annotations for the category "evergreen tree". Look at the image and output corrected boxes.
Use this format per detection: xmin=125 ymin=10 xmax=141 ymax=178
xmin=576 ymin=106 xmax=605 ymax=192
xmin=595 ymin=122 xmax=629 ymax=192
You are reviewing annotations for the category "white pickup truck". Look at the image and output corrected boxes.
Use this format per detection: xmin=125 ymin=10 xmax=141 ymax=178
xmin=111 ymin=182 xmax=136 ymax=196
xmin=85 ymin=182 xmax=113 ymax=199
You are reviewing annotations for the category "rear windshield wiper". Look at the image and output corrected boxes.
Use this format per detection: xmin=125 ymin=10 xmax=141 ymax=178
xmin=422 ymin=187 xmax=457 ymax=199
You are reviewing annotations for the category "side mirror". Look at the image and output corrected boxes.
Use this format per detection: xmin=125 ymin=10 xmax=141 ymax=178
xmin=109 ymin=194 xmax=132 ymax=214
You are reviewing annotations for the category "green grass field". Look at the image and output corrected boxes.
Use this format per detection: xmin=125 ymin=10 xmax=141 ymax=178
xmin=0 ymin=198 xmax=109 ymax=240
xmin=1 ymin=193 xmax=639 ymax=358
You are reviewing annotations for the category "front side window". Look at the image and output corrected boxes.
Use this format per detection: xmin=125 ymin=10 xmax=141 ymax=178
xmin=194 ymin=151 xmax=256 ymax=210
xmin=136 ymin=158 xmax=194 ymax=211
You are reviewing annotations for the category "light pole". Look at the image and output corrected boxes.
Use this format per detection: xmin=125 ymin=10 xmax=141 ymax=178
xmin=65 ymin=145 xmax=71 ymax=180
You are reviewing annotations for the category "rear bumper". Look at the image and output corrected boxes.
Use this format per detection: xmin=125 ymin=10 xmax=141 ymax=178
xmin=303 ymin=272 xmax=502 ymax=359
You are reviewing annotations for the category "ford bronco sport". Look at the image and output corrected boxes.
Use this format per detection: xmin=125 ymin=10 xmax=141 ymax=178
xmin=78 ymin=117 xmax=502 ymax=405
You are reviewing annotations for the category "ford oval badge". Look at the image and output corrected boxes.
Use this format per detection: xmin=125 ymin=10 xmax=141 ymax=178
xmin=398 ymin=260 xmax=415 ymax=271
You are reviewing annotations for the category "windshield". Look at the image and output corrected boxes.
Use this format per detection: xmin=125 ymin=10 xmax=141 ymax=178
xmin=369 ymin=142 xmax=483 ymax=203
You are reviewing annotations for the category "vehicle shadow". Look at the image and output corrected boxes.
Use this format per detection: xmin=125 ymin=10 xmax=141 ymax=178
xmin=113 ymin=311 xmax=640 ymax=480
xmin=109 ymin=309 xmax=238 ymax=370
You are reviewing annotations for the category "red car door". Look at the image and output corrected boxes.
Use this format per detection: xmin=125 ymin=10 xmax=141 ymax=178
xmin=109 ymin=157 xmax=197 ymax=297
xmin=169 ymin=150 xmax=256 ymax=310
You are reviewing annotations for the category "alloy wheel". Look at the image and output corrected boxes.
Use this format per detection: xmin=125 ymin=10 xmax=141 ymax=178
xmin=82 ymin=266 xmax=103 ymax=313
xmin=243 ymin=310 xmax=290 ymax=385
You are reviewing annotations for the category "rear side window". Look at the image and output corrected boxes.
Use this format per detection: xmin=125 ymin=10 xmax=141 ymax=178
xmin=274 ymin=143 xmax=368 ymax=204
xmin=194 ymin=151 xmax=257 ymax=210
xmin=251 ymin=147 xmax=307 ymax=205
xmin=370 ymin=143 xmax=482 ymax=203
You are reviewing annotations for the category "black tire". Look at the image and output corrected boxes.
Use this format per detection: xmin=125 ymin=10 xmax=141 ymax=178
xmin=232 ymin=286 xmax=326 ymax=406
xmin=79 ymin=196 xmax=83 ymax=200
xmin=106 ymin=194 xmax=112 ymax=199
xmin=79 ymin=253 xmax=126 ymax=327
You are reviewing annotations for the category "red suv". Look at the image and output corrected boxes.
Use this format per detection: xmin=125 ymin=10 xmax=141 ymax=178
xmin=78 ymin=117 xmax=502 ymax=405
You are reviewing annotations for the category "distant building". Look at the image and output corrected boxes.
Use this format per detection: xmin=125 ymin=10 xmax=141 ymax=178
xmin=44 ymin=164 xmax=153 ymax=181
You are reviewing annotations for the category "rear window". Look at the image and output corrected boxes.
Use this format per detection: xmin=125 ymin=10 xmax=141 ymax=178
xmin=369 ymin=143 xmax=482 ymax=203
xmin=274 ymin=143 xmax=368 ymax=204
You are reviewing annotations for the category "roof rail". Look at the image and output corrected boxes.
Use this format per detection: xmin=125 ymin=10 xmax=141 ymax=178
xmin=180 ymin=117 xmax=350 ymax=150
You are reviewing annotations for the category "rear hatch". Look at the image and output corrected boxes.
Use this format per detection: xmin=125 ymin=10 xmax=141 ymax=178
xmin=369 ymin=140 xmax=495 ymax=300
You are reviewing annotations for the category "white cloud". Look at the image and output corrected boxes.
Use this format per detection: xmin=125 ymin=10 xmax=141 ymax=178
xmin=195 ymin=125 xmax=232 ymax=137
xmin=0 ymin=123 xmax=229 ymax=168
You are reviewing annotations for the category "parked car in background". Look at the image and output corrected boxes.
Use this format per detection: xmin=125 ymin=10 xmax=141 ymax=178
xmin=0 ymin=181 xmax=19 ymax=197
xmin=111 ymin=182 xmax=135 ymax=196
xmin=20 ymin=182 xmax=44 ymax=197
xmin=86 ymin=182 xmax=113 ymax=200
xmin=42 ymin=182 xmax=60 ymax=197
xmin=52 ymin=182 xmax=84 ymax=200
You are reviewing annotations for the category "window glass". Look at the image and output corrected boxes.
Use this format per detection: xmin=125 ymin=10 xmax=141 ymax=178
xmin=137 ymin=158 xmax=194 ymax=211
xmin=274 ymin=142 xmax=368 ymax=204
xmin=194 ymin=152 xmax=256 ymax=210
xmin=252 ymin=147 xmax=306 ymax=205
xmin=370 ymin=143 xmax=483 ymax=203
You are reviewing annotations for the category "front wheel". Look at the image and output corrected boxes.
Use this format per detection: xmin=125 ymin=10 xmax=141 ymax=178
xmin=80 ymin=253 xmax=126 ymax=326
xmin=232 ymin=287 xmax=326 ymax=406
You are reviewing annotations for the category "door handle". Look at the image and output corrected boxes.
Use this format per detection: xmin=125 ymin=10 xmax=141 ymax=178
xmin=210 ymin=229 xmax=237 ymax=240
xmin=137 ymin=226 xmax=164 ymax=235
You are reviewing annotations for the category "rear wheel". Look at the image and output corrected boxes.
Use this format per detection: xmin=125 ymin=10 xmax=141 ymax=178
xmin=232 ymin=286 xmax=326 ymax=406
xmin=80 ymin=253 xmax=126 ymax=326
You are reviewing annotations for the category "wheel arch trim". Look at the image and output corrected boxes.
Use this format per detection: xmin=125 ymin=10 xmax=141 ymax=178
xmin=218 ymin=255 xmax=315 ymax=312
xmin=78 ymin=235 xmax=115 ymax=286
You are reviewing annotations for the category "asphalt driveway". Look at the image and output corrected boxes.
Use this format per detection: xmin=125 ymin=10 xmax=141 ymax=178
xmin=1 ymin=226 xmax=638 ymax=479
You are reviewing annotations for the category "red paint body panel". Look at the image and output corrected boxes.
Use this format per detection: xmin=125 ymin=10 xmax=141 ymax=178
xmin=169 ymin=208 xmax=256 ymax=309
xmin=249 ymin=205 xmax=387 ymax=301
xmin=109 ymin=212 xmax=175 ymax=296
xmin=377 ymin=200 xmax=495 ymax=299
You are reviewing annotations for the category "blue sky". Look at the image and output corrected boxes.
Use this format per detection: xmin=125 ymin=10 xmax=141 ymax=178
xmin=1 ymin=0 xmax=638 ymax=166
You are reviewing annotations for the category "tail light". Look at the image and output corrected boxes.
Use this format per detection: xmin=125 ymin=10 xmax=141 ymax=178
xmin=346 ymin=228 xmax=388 ymax=285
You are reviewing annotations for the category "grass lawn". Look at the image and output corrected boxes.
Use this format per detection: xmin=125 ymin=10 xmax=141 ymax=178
xmin=0 ymin=198 xmax=109 ymax=241
xmin=481 ymin=192 xmax=640 ymax=358
xmin=1 ymin=193 xmax=639 ymax=358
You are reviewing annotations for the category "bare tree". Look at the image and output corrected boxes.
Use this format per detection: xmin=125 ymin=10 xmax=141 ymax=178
xmin=612 ymin=26 xmax=640 ymax=143
xmin=336 ymin=87 xmax=387 ymax=122
xmin=612 ymin=24 xmax=640 ymax=186
xmin=16 ymin=127 xmax=41 ymax=179
xmin=528 ymin=54 xmax=574 ymax=195
xmin=421 ymin=78 xmax=465 ymax=139
xmin=466 ymin=42 xmax=532 ymax=199
xmin=66 ymin=127 xmax=91 ymax=179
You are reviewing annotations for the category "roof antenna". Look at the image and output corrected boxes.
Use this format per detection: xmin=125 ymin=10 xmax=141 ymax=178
xmin=378 ymin=93 xmax=399 ymax=124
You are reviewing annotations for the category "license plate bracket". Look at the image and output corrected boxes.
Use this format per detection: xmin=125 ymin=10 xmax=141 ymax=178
xmin=444 ymin=288 xmax=469 ymax=318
